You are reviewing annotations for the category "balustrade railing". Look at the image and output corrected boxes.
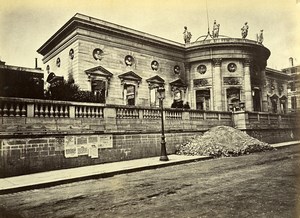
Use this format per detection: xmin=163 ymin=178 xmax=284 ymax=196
xmin=205 ymin=111 xmax=219 ymax=120
xmin=0 ymin=97 xmax=296 ymax=131
xmin=75 ymin=105 xmax=104 ymax=118
xmin=189 ymin=110 xmax=204 ymax=120
xmin=0 ymin=100 xmax=27 ymax=117
xmin=165 ymin=109 xmax=183 ymax=120
xmin=116 ymin=107 xmax=139 ymax=119
xmin=142 ymin=108 xmax=161 ymax=119
xmin=34 ymin=103 xmax=69 ymax=118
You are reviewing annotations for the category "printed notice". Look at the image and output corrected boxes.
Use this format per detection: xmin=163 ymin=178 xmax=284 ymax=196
xmin=64 ymin=134 xmax=112 ymax=158
xmin=77 ymin=145 xmax=89 ymax=156
xmin=64 ymin=136 xmax=78 ymax=158
xmin=98 ymin=135 xmax=113 ymax=148
xmin=89 ymin=144 xmax=99 ymax=158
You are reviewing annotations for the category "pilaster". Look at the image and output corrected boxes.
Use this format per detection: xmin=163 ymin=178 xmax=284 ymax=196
xmin=184 ymin=62 xmax=192 ymax=107
xmin=243 ymin=58 xmax=253 ymax=111
xmin=212 ymin=58 xmax=222 ymax=111
xmin=260 ymin=62 xmax=268 ymax=112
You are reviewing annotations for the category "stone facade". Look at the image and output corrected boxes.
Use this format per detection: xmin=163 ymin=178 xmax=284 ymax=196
xmin=265 ymin=68 xmax=290 ymax=113
xmin=38 ymin=13 xmax=290 ymax=113
xmin=281 ymin=59 xmax=300 ymax=113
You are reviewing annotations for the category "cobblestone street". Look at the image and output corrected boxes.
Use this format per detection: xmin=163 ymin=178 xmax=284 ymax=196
xmin=0 ymin=145 xmax=299 ymax=218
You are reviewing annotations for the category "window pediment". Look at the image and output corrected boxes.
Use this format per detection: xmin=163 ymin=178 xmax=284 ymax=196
xmin=118 ymin=71 xmax=142 ymax=85
xmin=170 ymin=78 xmax=187 ymax=91
xmin=146 ymin=75 xmax=165 ymax=88
xmin=85 ymin=66 xmax=113 ymax=79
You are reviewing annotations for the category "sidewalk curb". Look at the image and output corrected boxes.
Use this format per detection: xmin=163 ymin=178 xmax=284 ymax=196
xmin=271 ymin=141 xmax=300 ymax=149
xmin=0 ymin=156 xmax=212 ymax=195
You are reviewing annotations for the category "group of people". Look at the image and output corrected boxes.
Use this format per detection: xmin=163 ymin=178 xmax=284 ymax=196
xmin=184 ymin=21 xmax=264 ymax=44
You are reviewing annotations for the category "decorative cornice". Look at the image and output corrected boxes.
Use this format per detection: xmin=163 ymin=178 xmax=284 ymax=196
xmin=223 ymin=77 xmax=240 ymax=85
xmin=193 ymin=79 xmax=209 ymax=87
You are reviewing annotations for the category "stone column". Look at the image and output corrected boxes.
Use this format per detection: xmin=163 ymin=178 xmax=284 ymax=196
xmin=212 ymin=58 xmax=222 ymax=111
xmin=260 ymin=63 xmax=269 ymax=112
xmin=243 ymin=59 xmax=253 ymax=111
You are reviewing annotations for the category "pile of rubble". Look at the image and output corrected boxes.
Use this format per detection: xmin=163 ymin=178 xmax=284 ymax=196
xmin=176 ymin=126 xmax=274 ymax=158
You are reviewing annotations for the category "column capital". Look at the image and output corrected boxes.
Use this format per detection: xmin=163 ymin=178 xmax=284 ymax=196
xmin=243 ymin=58 xmax=253 ymax=67
xmin=184 ymin=62 xmax=191 ymax=71
xmin=212 ymin=58 xmax=222 ymax=67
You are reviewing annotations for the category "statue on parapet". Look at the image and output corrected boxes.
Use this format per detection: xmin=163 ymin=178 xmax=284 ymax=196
xmin=183 ymin=26 xmax=192 ymax=44
xmin=257 ymin=29 xmax=264 ymax=44
xmin=241 ymin=22 xmax=249 ymax=39
xmin=212 ymin=20 xmax=220 ymax=38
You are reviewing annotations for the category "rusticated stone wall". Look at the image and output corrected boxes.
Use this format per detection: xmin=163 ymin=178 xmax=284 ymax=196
xmin=0 ymin=132 xmax=198 ymax=178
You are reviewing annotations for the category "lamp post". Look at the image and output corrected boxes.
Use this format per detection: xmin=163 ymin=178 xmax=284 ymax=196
xmin=157 ymin=86 xmax=169 ymax=161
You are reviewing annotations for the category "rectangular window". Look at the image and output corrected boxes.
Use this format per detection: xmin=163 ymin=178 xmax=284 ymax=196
xmin=150 ymin=88 xmax=160 ymax=107
xmin=125 ymin=84 xmax=135 ymax=106
xmin=196 ymin=89 xmax=210 ymax=110
xmin=91 ymin=80 xmax=106 ymax=103
xmin=290 ymin=82 xmax=296 ymax=91
xmin=227 ymin=88 xmax=240 ymax=111
xmin=291 ymin=96 xmax=297 ymax=110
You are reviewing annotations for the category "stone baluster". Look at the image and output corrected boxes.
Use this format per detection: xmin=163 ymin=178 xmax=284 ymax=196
xmin=87 ymin=107 xmax=91 ymax=117
xmin=96 ymin=107 xmax=100 ymax=117
xmin=61 ymin=106 xmax=65 ymax=117
xmin=82 ymin=106 xmax=86 ymax=117
xmin=21 ymin=104 xmax=26 ymax=117
xmin=59 ymin=105 xmax=62 ymax=117
xmin=3 ymin=103 xmax=8 ymax=117
xmin=15 ymin=104 xmax=21 ymax=117
xmin=8 ymin=104 xmax=14 ymax=117
xmin=65 ymin=106 xmax=69 ymax=117
xmin=34 ymin=104 xmax=39 ymax=117
xmin=54 ymin=105 xmax=58 ymax=117
xmin=49 ymin=105 xmax=54 ymax=117
xmin=39 ymin=105 xmax=44 ymax=117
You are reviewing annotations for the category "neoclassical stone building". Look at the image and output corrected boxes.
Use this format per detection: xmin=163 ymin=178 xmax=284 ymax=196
xmin=37 ymin=13 xmax=289 ymax=113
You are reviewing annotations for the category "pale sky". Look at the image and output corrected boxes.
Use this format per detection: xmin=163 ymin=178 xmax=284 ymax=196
xmin=0 ymin=0 xmax=299 ymax=70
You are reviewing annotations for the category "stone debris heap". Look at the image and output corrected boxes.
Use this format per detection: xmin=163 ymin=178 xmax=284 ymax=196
xmin=176 ymin=126 xmax=274 ymax=158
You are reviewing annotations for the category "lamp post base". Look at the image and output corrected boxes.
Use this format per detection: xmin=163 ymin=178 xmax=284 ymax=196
xmin=159 ymin=155 xmax=169 ymax=161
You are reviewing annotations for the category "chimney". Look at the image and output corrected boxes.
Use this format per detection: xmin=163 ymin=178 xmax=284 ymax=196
xmin=35 ymin=58 xmax=38 ymax=68
xmin=289 ymin=57 xmax=294 ymax=67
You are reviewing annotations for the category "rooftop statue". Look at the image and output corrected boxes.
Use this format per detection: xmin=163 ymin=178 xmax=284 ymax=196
xmin=241 ymin=22 xmax=249 ymax=39
xmin=183 ymin=26 xmax=192 ymax=44
xmin=257 ymin=29 xmax=264 ymax=44
xmin=212 ymin=20 xmax=220 ymax=39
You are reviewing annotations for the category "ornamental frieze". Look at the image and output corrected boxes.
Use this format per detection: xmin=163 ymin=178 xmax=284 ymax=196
xmin=223 ymin=77 xmax=240 ymax=85
xmin=193 ymin=79 xmax=209 ymax=87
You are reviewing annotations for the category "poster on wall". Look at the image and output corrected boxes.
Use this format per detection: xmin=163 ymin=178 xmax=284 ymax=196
xmin=98 ymin=135 xmax=113 ymax=148
xmin=64 ymin=134 xmax=113 ymax=158
xmin=64 ymin=136 xmax=78 ymax=158
xmin=89 ymin=145 xmax=99 ymax=158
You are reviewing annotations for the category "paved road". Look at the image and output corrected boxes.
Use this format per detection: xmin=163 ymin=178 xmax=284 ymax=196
xmin=0 ymin=145 xmax=299 ymax=218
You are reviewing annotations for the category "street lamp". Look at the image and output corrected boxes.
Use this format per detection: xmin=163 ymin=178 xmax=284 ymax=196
xmin=157 ymin=86 xmax=169 ymax=161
